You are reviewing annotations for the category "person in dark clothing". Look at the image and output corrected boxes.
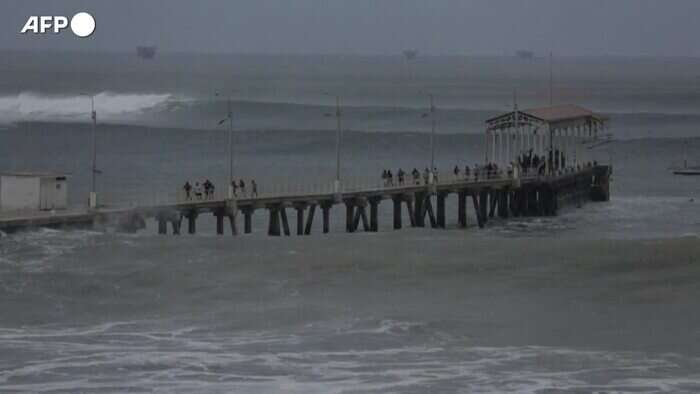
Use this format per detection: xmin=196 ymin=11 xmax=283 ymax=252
xmin=202 ymin=180 xmax=209 ymax=198
xmin=194 ymin=182 xmax=203 ymax=200
xmin=239 ymin=179 xmax=246 ymax=196
xmin=412 ymin=168 xmax=420 ymax=184
xmin=397 ymin=168 xmax=405 ymax=185
xmin=251 ymin=179 xmax=258 ymax=197
xmin=454 ymin=165 xmax=460 ymax=178
xmin=231 ymin=179 xmax=238 ymax=197
xmin=205 ymin=179 xmax=215 ymax=199
xmin=387 ymin=170 xmax=394 ymax=186
xmin=183 ymin=181 xmax=192 ymax=200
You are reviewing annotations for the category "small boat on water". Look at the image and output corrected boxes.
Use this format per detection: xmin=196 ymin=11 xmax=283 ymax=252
xmin=673 ymin=165 xmax=700 ymax=176
xmin=671 ymin=140 xmax=700 ymax=175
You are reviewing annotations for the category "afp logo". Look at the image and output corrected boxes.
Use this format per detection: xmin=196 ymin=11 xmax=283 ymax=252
xmin=20 ymin=12 xmax=95 ymax=37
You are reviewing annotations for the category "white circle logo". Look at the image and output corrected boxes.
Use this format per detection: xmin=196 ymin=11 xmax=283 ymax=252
xmin=70 ymin=12 xmax=95 ymax=37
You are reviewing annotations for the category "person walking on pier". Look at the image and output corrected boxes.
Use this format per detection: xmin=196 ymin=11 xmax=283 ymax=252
xmin=208 ymin=180 xmax=215 ymax=199
xmin=397 ymin=168 xmax=405 ymax=185
xmin=433 ymin=167 xmax=439 ymax=184
xmin=203 ymin=179 xmax=214 ymax=199
xmin=183 ymin=181 xmax=192 ymax=201
xmin=239 ymin=179 xmax=246 ymax=197
xmin=382 ymin=169 xmax=388 ymax=186
xmin=412 ymin=168 xmax=420 ymax=185
xmin=231 ymin=179 xmax=238 ymax=197
xmin=464 ymin=165 xmax=471 ymax=180
xmin=387 ymin=170 xmax=394 ymax=186
xmin=251 ymin=179 xmax=258 ymax=197
xmin=194 ymin=182 xmax=203 ymax=200
xmin=423 ymin=167 xmax=430 ymax=185
xmin=454 ymin=165 xmax=460 ymax=179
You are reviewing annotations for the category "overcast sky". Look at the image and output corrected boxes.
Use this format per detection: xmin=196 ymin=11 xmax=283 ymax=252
xmin=3 ymin=0 xmax=699 ymax=57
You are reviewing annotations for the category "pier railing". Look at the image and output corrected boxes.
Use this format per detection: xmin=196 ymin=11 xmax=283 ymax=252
xmin=98 ymin=164 xmax=600 ymax=209
xmin=99 ymin=169 xmax=548 ymax=209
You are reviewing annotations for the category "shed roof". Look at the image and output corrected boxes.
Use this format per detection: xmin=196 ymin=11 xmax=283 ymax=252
xmin=486 ymin=104 xmax=605 ymax=130
xmin=0 ymin=172 xmax=68 ymax=179
xmin=522 ymin=104 xmax=596 ymax=123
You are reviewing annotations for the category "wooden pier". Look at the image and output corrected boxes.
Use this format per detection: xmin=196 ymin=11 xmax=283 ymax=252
xmin=0 ymin=104 xmax=612 ymax=235
xmin=0 ymin=166 xmax=612 ymax=235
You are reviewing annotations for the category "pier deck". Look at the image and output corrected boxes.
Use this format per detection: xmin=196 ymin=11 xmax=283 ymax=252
xmin=0 ymin=166 xmax=611 ymax=235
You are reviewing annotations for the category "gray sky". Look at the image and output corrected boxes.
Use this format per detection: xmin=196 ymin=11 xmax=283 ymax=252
xmin=3 ymin=0 xmax=700 ymax=56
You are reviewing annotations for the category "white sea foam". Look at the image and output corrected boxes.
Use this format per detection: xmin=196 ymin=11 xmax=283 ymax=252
xmin=0 ymin=91 xmax=178 ymax=123
xmin=0 ymin=228 xmax=101 ymax=270
xmin=1 ymin=320 xmax=699 ymax=394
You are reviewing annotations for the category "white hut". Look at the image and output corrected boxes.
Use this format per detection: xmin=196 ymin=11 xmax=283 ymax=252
xmin=0 ymin=172 xmax=68 ymax=212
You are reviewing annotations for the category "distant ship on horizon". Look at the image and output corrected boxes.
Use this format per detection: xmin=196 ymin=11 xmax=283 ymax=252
xmin=403 ymin=49 xmax=418 ymax=60
xmin=516 ymin=50 xmax=534 ymax=59
xmin=136 ymin=46 xmax=157 ymax=59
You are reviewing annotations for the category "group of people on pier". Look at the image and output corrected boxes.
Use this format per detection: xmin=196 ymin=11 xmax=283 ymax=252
xmin=230 ymin=179 xmax=258 ymax=198
xmin=183 ymin=179 xmax=216 ymax=200
xmin=379 ymin=151 xmax=594 ymax=189
xmin=183 ymin=178 xmax=258 ymax=201
xmin=381 ymin=167 xmax=442 ymax=186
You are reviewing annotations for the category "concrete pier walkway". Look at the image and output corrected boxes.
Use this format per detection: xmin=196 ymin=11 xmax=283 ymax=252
xmin=0 ymin=166 xmax=611 ymax=235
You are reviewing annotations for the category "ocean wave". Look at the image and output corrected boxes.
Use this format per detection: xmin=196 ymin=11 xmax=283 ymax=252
xmin=0 ymin=228 xmax=102 ymax=271
xmin=0 ymin=91 xmax=179 ymax=123
xmin=1 ymin=320 xmax=699 ymax=393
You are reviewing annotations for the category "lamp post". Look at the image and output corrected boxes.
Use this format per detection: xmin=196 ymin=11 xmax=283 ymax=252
xmin=216 ymin=93 xmax=235 ymax=198
xmin=81 ymin=93 xmax=98 ymax=208
xmin=322 ymin=92 xmax=343 ymax=194
xmin=334 ymin=95 xmax=342 ymax=193
xmin=429 ymin=94 xmax=436 ymax=171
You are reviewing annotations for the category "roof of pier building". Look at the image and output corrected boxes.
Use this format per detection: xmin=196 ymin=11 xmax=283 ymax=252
xmin=486 ymin=104 xmax=606 ymax=131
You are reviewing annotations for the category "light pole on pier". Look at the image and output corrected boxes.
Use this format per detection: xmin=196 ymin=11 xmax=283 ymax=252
xmin=216 ymin=92 xmax=235 ymax=198
xmin=81 ymin=93 xmax=98 ymax=208
xmin=429 ymin=94 xmax=436 ymax=171
xmin=334 ymin=95 xmax=342 ymax=193
xmin=322 ymin=92 xmax=343 ymax=193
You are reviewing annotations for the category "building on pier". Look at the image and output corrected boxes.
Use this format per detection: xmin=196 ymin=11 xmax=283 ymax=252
xmin=0 ymin=172 xmax=68 ymax=212
xmin=485 ymin=104 xmax=607 ymax=173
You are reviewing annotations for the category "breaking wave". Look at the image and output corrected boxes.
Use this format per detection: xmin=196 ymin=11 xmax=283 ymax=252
xmin=0 ymin=91 xmax=180 ymax=124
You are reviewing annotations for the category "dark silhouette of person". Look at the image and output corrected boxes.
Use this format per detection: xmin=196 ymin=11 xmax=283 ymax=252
xmin=183 ymin=181 xmax=192 ymax=200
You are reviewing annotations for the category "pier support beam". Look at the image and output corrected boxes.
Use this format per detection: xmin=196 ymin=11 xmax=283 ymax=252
xmin=171 ymin=217 xmax=181 ymax=235
xmin=304 ymin=204 xmax=316 ymax=235
xmin=351 ymin=201 xmax=370 ymax=232
xmin=405 ymin=198 xmax=416 ymax=227
xmin=369 ymin=197 xmax=380 ymax=232
xmin=479 ymin=190 xmax=489 ymax=225
xmin=214 ymin=210 xmax=225 ymax=235
xmin=436 ymin=192 xmax=447 ymax=228
xmin=185 ymin=211 xmax=197 ymax=234
xmin=457 ymin=191 xmax=467 ymax=228
xmin=488 ymin=191 xmax=498 ymax=218
xmin=294 ymin=204 xmax=306 ymax=235
xmin=228 ymin=214 xmax=238 ymax=236
xmin=157 ymin=218 xmax=167 ymax=235
xmin=472 ymin=194 xmax=485 ymax=228
xmin=392 ymin=195 xmax=402 ymax=230
xmin=344 ymin=199 xmax=356 ymax=233
xmin=280 ymin=206 xmax=291 ymax=236
xmin=414 ymin=192 xmax=425 ymax=227
xmin=242 ymin=207 xmax=254 ymax=234
xmin=267 ymin=206 xmax=281 ymax=236
xmin=498 ymin=190 xmax=509 ymax=219
xmin=321 ymin=201 xmax=333 ymax=233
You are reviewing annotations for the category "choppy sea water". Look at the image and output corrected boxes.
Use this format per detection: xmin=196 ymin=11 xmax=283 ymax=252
xmin=1 ymin=52 xmax=700 ymax=392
